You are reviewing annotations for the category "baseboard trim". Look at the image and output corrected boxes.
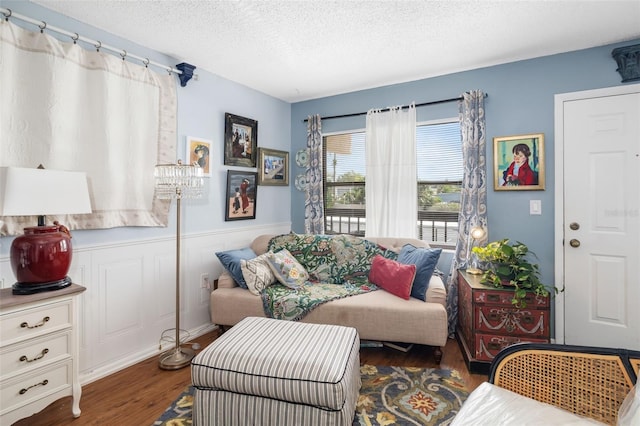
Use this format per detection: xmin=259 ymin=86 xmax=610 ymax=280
xmin=79 ymin=323 xmax=218 ymax=385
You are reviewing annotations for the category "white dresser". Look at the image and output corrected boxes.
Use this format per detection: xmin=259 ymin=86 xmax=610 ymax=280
xmin=0 ymin=284 xmax=85 ymax=425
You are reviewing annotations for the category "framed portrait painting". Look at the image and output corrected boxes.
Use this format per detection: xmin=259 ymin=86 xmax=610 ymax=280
xmin=494 ymin=133 xmax=545 ymax=191
xmin=186 ymin=136 xmax=212 ymax=177
xmin=224 ymin=113 xmax=257 ymax=168
xmin=225 ymin=170 xmax=258 ymax=221
xmin=258 ymin=148 xmax=289 ymax=186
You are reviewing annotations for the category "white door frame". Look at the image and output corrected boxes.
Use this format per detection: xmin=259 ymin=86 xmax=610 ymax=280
xmin=553 ymin=83 xmax=640 ymax=343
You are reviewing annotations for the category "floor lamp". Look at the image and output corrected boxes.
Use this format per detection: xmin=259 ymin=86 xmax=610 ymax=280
xmin=154 ymin=160 xmax=204 ymax=370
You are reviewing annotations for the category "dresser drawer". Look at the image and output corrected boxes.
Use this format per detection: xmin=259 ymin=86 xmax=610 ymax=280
xmin=0 ymin=359 xmax=72 ymax=416
xmin=0 ymin=331 xmax=71 ymax=381
xmin=474 ymin=333 xmax=549 ymax=361
xmin=474 ymin=288 xmax=550 ymax=308
xmin=475 ymin=306 xmax=549 ymax=336
xmin=0 ymin=300 xmax=72 ymax=347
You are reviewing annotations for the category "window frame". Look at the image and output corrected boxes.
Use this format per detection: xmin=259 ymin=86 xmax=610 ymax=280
xmin=322 ymin=118 xmax=462 ymax=247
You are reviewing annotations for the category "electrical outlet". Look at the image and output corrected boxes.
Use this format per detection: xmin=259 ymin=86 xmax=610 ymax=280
xmin=200 ymin=273 xmax=210 ymax=289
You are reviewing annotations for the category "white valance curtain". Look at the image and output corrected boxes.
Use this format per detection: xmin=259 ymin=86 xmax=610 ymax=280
xmin=0 ymin=19 xmax=176 ymax=236
xmin=365 ymin=104 xmax=417 ymax=238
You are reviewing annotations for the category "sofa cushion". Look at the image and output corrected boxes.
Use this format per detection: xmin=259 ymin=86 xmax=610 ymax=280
xmin=240 ymin=252 xmax=277 ymax=295
xmin=452 ymin=382 xmax=607 ymax=425
xmin=368 ymin=255 xmax=416 ymax=300
xmin=216 ymin=247 xmax=257 ymax=289
xmin=210 ymin=277 xmax=449 ymax=347
xmin=266 ymin=249 xmax=310 ymax=289
xmin=398 ymin=245 xmax=442 ymax=301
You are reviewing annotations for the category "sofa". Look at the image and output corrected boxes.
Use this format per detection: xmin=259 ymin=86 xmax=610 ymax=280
xmin=210 ymin=233 xmax=448 ymax=362
xmin=453 ymin=343 xmax=640 ymax=425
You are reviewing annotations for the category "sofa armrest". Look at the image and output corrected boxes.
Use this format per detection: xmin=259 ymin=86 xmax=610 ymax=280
xmin=488 ymin=343 xmax=640 ymax=425
xmin=217 ymin=270 xmax=238 ymax=289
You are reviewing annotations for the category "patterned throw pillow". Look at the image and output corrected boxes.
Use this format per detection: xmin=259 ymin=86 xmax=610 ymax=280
xmin=330 ymin=235 xmax=398 ymax=284
xmin=240 ymin=252 xmax=277 ymax=295
xmin=268 ymin=233 xmax=337 ymax=283
xmin=266 ymin=249 xmax=310 ymax=290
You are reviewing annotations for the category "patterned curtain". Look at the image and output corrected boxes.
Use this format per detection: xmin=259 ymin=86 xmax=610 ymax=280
xmin=304 ymin=114 xmax=324 ymax=234
xmin=446 ymin=90 xmax=487 ymax=336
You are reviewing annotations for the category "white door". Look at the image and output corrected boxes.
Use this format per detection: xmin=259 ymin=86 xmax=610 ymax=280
xmin=555 ymin=84 xmax=640 ymax=350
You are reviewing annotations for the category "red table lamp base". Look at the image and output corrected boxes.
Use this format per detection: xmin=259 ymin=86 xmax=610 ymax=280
xmin=10 ymin=225 xmax=74 ymax=295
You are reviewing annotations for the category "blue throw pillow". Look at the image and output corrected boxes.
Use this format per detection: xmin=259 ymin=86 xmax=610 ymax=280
xmin=397 ymin=245 xmax=442 ymax=301
xmin=215 ymin=247 xmax=257 ymax=289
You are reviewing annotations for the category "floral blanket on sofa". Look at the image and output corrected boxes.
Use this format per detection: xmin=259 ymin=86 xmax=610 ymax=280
xmin=261 ymin=233 xmax=398 ymax=321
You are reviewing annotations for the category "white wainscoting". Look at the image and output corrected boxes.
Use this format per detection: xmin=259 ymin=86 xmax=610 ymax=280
xmin=0 ymin=222 xmax=291 ymax=385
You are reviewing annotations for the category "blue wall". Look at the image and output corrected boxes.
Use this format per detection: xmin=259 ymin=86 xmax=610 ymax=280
xmin=3 ymin=0 xmax=639 ymax=292
xmin=0 ymin=1 xmax=291 ymax=255
xmin=290 ymin=38 xmax=640 ymax=287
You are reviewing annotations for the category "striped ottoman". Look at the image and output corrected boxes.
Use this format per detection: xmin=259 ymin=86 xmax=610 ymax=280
xmin=191 ymin=316 xmax=360 ymax=425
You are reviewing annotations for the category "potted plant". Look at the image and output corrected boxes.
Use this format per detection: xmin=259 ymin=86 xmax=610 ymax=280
xmin=472 ymin=239 xmax=556 ymax=308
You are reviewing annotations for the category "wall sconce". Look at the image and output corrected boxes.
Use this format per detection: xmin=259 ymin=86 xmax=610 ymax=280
xmin=466 ymin=225 xmax=487 ymax=275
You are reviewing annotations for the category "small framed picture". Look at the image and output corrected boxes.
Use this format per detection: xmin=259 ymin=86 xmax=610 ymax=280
xmin=224 ymin=113 xmax=257 ymax=168
xmin=494 ymin=133 xmax=545 ymax=191
xmin=258 ymin=148 xmax=289 ymax=186
xmin=186 ymin=136 xmax=212 ymax=177
xmin=225 ymin=170 xmax=258 ymax=221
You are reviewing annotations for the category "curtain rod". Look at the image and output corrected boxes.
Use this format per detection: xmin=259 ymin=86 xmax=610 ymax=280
xmin=303 ymin=93 xmax=487 ymax=122
xmin=0 ymin=7 xmax=192 ymax=77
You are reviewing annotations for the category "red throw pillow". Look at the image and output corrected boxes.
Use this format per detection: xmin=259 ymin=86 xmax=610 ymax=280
xmin=368 ymin=255 xmax=417 ymax=300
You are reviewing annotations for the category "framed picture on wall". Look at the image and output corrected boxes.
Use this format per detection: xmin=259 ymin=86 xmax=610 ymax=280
xmin=258 ymin=148 xmax=289 ymax=186
xmin=224 ymin=113 xmax=257 ymax=168
xmin=225 ymin=170 xmax=258 ymax=221
xmin=186 ymin=136 xmax=212 ymax=177
xmin=494 ymin=133 xmax=545 ymax=191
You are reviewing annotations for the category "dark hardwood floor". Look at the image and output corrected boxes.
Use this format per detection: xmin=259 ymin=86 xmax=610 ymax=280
xmin=14 ymin=329 xmax=487 ymax=425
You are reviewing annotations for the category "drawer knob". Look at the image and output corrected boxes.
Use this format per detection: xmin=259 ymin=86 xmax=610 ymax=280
xmin=19 ymin=348 xmax=49 ymax=363
xmin=487 ymin=294 xmax=500 ymax=302
xmin=19 ymin=379 xmax=49 ymax=395
xmin=20 ymin=316 xmax=50 ymax=329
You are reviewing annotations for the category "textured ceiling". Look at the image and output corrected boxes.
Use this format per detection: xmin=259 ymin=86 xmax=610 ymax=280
xmin=28 ymin=0 xmax=640 ymax=102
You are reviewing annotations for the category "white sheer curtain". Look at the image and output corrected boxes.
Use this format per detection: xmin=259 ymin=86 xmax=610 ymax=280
xmin=0 ymin=19 xmax=176 ymax=235
xmin=365 ymin=104 xmax=417 ymax=238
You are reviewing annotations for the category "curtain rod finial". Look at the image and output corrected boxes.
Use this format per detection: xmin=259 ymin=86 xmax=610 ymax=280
xmin=175 ymin=62 xmax=196 ymax=87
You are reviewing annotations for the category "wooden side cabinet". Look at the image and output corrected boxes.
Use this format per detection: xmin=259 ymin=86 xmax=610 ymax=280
xmin=0 ymin=284 xmax=86 ymax=425
xmin=456 ymin=271 xmax=549 ymax=373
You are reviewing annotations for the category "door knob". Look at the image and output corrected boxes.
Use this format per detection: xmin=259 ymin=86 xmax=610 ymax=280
xmin=569 ymin=222 xmax=580 ymax=230
xmin=569 ymin=239 xmax=581 ymax=248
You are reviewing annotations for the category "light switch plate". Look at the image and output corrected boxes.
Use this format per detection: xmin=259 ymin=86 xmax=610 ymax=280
xmin=530 ymin=200 xmax=542 ymax=215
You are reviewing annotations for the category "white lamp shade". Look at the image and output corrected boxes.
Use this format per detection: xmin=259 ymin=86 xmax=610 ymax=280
xmin=0 ymin=167 xmax=92 ymax=216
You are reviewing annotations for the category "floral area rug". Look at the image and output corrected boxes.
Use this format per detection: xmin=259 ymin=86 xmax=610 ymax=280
xmin=153 ymin=365 xmax=468 ymax=425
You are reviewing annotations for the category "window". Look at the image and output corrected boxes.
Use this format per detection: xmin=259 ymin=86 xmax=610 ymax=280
xmin=323 ymin=120 xmax=462 ymax=247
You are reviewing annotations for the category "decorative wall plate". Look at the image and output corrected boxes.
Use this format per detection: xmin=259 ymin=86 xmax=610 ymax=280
xmin=294 ymin=174 xmax=308 ymax=191
xmin=295 ymin=149 xmax=309 ymax=167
